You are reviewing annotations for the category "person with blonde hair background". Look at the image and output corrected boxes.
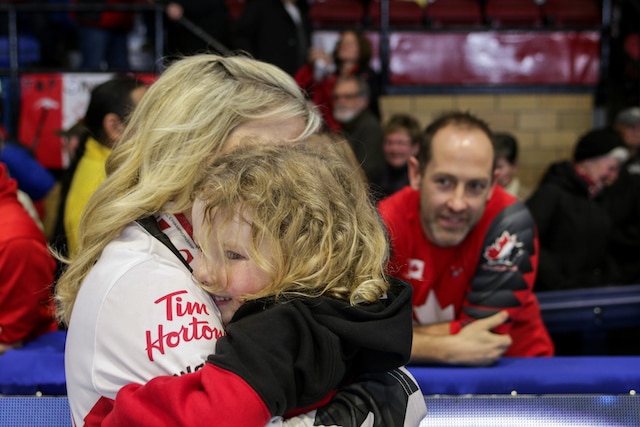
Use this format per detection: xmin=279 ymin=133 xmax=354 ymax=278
xmin=56 ymin=54 xmax=423 ymax=426
xmin=102 ymin=139 xmax=426 ymax=426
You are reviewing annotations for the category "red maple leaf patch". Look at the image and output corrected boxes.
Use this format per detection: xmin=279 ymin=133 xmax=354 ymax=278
xmin=484 ymin=231 xmax=521 ymax=264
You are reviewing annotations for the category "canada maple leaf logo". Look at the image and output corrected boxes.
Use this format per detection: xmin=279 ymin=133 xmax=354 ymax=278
xmin=483 ymin=231 xmax=522 ymax=265
xmin=406 ymin=258 xmax=425 ymax=281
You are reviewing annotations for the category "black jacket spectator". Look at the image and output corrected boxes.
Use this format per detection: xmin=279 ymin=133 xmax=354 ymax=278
xmin=527 ymin=161 xmax=612 ymax=290
xmin=527 ymin=129 xmax=629 ymax=291
xmin=233 ymin=0 xmax=311 ymax=76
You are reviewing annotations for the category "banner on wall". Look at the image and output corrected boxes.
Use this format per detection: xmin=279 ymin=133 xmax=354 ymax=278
xmin=18 ymin=73 xmax=156 ymax=170
xmin=313 ymin=30 xmax=600 ymax=86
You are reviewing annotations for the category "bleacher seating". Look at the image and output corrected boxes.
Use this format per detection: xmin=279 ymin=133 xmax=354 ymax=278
xmin=304 ymin=0 xmax=607 ymax=31
xmin=309 ymin=0 xmax=606 ymax=31
xmin=308 ymin=0 xmax=366 ymax=27
xmin=484 ymin=0 xmax=544 ymax=28
xmin=624 ymin=33 xmax=640 ymax=97
xmin=541 ymin=0 xmax=602 ymax=27
xmin=225 ymin=0 xmax=246 ymax=21
xmin=625 ymin=33 xmax=640 ymax=64
xmin=367 ymin=0 xmax=425 ymax=28
xmin=423 ymin=0 xmax=484 ymax=27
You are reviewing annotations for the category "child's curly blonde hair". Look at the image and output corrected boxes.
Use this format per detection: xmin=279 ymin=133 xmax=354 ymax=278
xmin=193 ymin=135 xmax=390 ymax=305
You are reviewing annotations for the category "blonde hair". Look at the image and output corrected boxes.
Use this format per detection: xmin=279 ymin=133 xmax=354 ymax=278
xmin=194 ymin=137 xmax=390 ymax=305
xmin=55 ymin=54 xmax=321 ymax=325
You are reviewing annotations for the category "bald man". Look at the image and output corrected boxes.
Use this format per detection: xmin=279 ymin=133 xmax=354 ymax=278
xmin=378 ymin=111 xmax=554 ymax=366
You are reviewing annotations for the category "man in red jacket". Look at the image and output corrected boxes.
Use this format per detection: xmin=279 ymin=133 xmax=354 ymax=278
xmin=0 ymin=162 xmax=57 ymax=354
xmin=378 ymin=111 xmax=554 ymax=366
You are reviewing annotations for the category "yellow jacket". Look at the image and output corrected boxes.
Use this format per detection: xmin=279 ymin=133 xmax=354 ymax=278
xmin=64 ymin=137 xmax=110 ymax=256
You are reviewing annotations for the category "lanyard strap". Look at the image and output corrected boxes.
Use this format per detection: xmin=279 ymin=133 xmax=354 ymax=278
xmin=135 ymin=216 xmax=193 ymax=272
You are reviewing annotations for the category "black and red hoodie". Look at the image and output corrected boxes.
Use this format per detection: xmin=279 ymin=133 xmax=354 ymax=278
xmin=99 ymin=278 xmax=423 ymax=427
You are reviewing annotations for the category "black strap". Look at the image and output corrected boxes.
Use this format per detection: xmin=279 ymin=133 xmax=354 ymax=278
xmin=135 ymin=216 xmax=193 ymax=272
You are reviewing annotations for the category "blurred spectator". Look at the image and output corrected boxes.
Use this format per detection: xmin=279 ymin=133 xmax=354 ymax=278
xmin=56 ymin=120 xmax=89 ymax=169
xmin=0 ymin=138 xmax=59 ymax=239
xmin=233 ymin=0 xmax=311 ymax=76
xmin=370 ymin=112 xmax=421 ymax=202
xmin=613 ymin=107 xmax=640 ymax=158
xmin=0 ymin=139 xmax=57 ymax=210
xmin=527 ymin=128 xmax=629 ymax=291
xmin=333 ymin=75 xmax=385 ymax=184
xmin=74 ymin=0 xmax=140 ymax=70
xmin=0 ymin=0 xmax=78 ymax=69
xmin=50 ymin=120 xmax=88 ymax=263
xmin=15 ymin=186 xmax=43 ymax=230
xmin=604 ymin=107 xmax=640 ymax=284
xmin=0 ymin=161 xmax=58 ymax=355
xmin=492 ymin=131 xmax=531 ymax=201
xmin=35 ymin=0 xmax=79 ymax=68
xmin=0 ymin=134 xmax=45 ymax=229
xmin=61 ymin=76 xmax=147 ymax=257
xmin=295 ymin=29 xmax=381 ymax=132
xmin=163 ymin=0 xmax=232 ymax=58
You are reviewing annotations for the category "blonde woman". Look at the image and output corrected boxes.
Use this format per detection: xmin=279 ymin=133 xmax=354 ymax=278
xmin=57 ymin=54 xmax=319 ymax=425
xmin=57 ymin=55 xmax=424 ymax=426
xmin=102 ymin=140 xmax=426 ymax=426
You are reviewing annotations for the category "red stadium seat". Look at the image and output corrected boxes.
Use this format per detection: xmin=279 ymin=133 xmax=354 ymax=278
xmin=368 ymin=0 xmax=425 ymax=27
xmin=624 ymin=33 xmax=640 ymax=82
xmin=225 ymin=0 xmax=246 ymax=21
xmin=309 ymin=0 xmax=365 ymax=27
xmin=541 ymin=0 xmax=602 ymax=27
xmin=424 ymin=0 xmax=484 ymax=27
xmin=484 ymin=0 xmax=543 ymax=28
xmin=625 ymin=33 xmax=640 ymax=62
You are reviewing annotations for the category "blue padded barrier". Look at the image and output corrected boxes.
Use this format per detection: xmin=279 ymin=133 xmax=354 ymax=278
xmin=537 ymin=284 xmax=640 ymax=355
xmin=408 ymin=356 xmax=640 ymax=395
xmin=1 ymin=395 xmax=639 ymax=427
xmin=537 ymin=284 xmax=640 ymax=333
xmin=0 ymin=396 xmax=71 ymax=427
xmin=0 ymin=330 xmax=66 ymax=396
xmin=419 ymin=395 xmax=640 ymax=427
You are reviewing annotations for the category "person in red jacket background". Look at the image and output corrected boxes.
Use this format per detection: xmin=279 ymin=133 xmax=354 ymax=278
xmin=294 ymin=29 xmax=380 ymax=132
xmin=378 ymin=110 xmax=554 ymax=366
xmin=0 ymin=161 xmax=57 ymax=354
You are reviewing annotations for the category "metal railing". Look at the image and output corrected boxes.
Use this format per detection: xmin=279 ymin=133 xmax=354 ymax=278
xmin=0 ymin=2 xmax=165 ymax=139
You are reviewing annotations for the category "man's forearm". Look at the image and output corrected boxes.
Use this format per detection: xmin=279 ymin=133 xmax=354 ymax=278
xmin=410 ymin=313 xmax=511 ymax=366
xmin=410 ymin=326 xmax=453 ymax=364
xmin=414 ymin=322 xmax=450 ymax=336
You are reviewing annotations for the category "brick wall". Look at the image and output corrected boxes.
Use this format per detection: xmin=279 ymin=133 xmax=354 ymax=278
xmin=380 ymin=93 xmax=595 ymax=191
